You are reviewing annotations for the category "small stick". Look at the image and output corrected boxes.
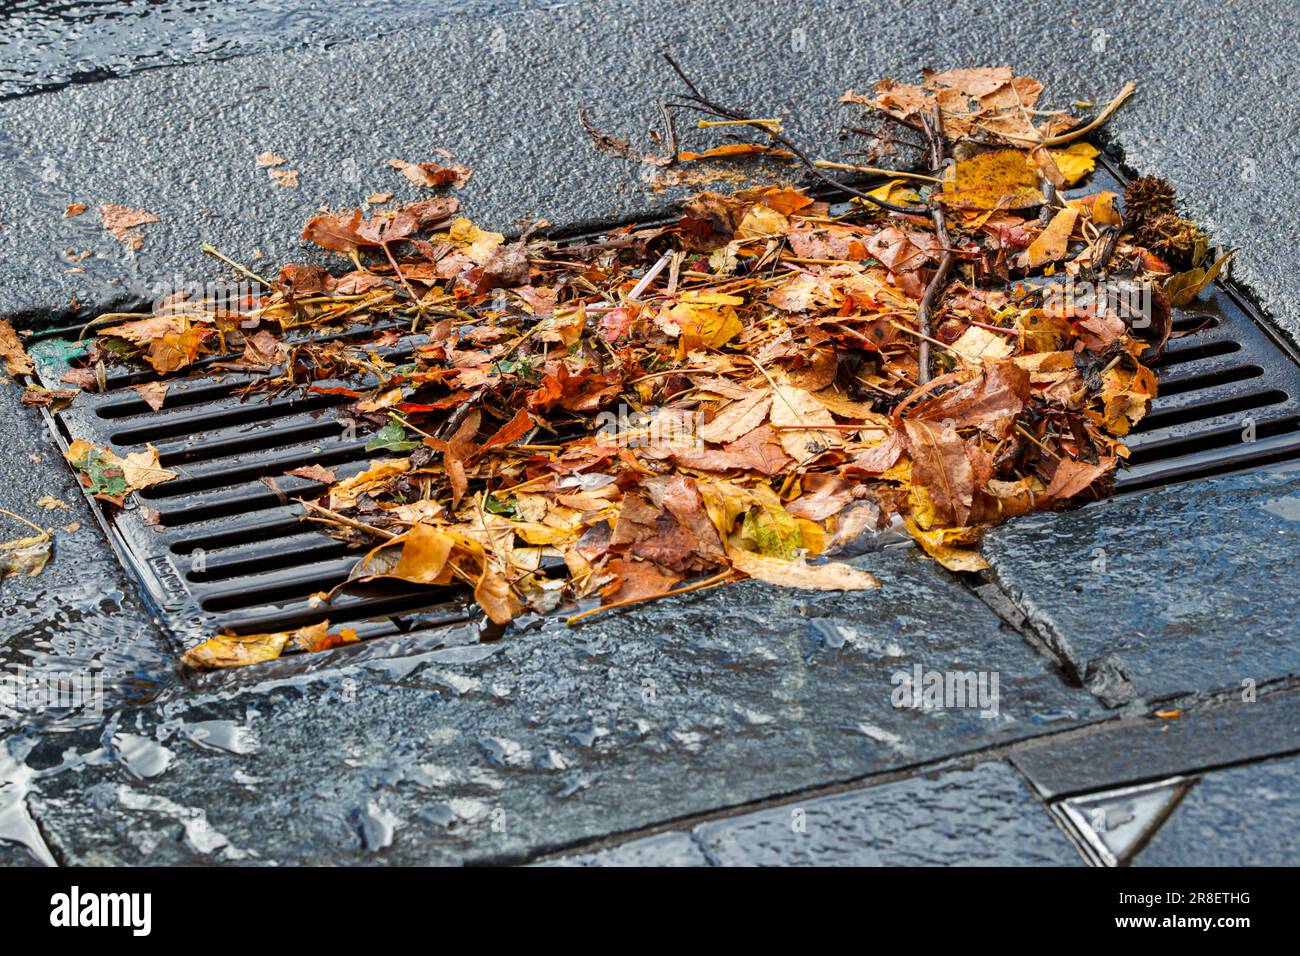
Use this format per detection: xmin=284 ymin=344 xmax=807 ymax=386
xmin=813 ymin=160 xmax=943 ymax=183
xmin=1016 ymin=424 xmax=1062 ymax=460
xmin=0 ymin=508 xmax=49 ymax=538
xmin=298 ymin=499 xmax=399 ymax=539
xmin=629 ymin=253 xmax=672 ymax=300
xmin=698 ymin=118 xmax=782 ymax=132
xmin=917 ymin=103 xmax=957 ymax=384
xmin=1043 ymin=81 xmax=1136 ymax=146
xmin=660 ymin=52 xmax=926 ymax=216
xmin=566 ymin=568 xmax=733 ymax=626
xmin=201 ymin=243 xmax=273 ymax=287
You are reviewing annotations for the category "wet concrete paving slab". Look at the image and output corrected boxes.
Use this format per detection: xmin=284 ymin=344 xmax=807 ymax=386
xmin=13 ymin=546 xmax=1103 ymax=865
xmin=549 ymin=760 xmax=1081 ymax=866
xmin=983 ymin=468 xmax=1300 ymax=708
xmin=0 ymin=384 xmax=177 ymax=727
xmin=0 ymin=0 xmax=1296 ymax=350
xmin=1133 ymin=753 xmax=1300 ymax=866
xmin=1012 ymin=684 xmax=1300 ymax=799
xmin=541 ymin=830 xmax=708 ymax=866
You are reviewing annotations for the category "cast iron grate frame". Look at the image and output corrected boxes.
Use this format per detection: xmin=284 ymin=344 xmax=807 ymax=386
xmin=19 ymin=152 xmax=1300 ymax=667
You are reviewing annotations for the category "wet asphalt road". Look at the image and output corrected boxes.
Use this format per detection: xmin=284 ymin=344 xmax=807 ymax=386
xmin=1 ymin=0 xmax=1299 ymax=866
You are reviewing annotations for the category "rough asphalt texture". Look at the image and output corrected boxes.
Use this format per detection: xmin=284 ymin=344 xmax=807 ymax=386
xmin=2 ymin=0 xmax=1300 ymax=866
xmin=1 ymin=0 xmax=1298 ymax=340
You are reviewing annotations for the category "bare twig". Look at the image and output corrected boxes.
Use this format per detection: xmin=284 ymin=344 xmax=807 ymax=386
xmin=660 ymin=53 xmax=927 ymax=216
xmin=917 ymin=104 xmax=957 ymax=384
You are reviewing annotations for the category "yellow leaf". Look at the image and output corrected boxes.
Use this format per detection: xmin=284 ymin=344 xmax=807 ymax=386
xmin=1025 ymin=207 xmax=1079 ymax=268
xmin=950 ymin=326 xmax=1015 ymax=365
xmin=663 ymin=292 xmax=744 ymax=354
xmin=865 ymin=179 xmax=923 ymax=206
xmin=0 ymin=319 xmax=34 ymax=376
xmin=329 ymin=459 xmax=411 ymax=509
xmin=117 ymin=444 xmax=177 ymax=491
xmin=444 ymin=218 xmax=505 ymax=265
xmin=905 ymin=518 xmax=989 ymax=571
xmin=736 ymin=204 xmax=789 ymax=240
xmin=1048 ymin=142 xmax=1099 ymax=186
xmin=939 ymin=149 xmax=1044 ymax=211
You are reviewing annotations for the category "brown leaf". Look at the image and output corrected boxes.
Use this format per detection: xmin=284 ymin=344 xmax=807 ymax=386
xmin=285 ymin=464 xmax=337 ymax=484
xmin=674 ymin=425 xmax=791 ymax=475
xmin=902 ymin=419 xmax=975 ymax=527
xmin=1 ymin=320 xmax=34 ymax=376
xmin=770 ymin=384 xmax=840 ymax=461
xmin=98 ymin=204 xmax=158 ymax=249
xmin=1043 ymin=456 xmax=1115 ymax=501
xmin=698 ymin=390 xmax=771 ymax=445
xmin=785 ymin=474 xmax=857 ymax=521
xmin=599 ymin=557 xmax=682 ymax=604
xmin=388 ymin=158 xmax=473 ymax=189
xmin=131 ymin=381 xmax=169 ymax=411
xmin=911 ymin=360 xmax=1029 ymax=439
xmin=610 ymin=493 xmax=660 ymax=547
xmin=843 ymin=432 xmax=904 ymax=476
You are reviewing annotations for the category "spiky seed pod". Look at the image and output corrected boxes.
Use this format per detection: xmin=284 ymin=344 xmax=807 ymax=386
xmin=1134 ymin=212 xmax=1205 ymax=269
xmin=1123 ymin=176 xmax=1178 ymax=223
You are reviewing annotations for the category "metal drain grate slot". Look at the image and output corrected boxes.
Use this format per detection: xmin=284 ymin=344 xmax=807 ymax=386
xmin=21 ymin=150 xmax=1300 ymax=664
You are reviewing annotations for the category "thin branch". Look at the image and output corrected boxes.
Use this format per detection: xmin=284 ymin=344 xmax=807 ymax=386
xmin=917 ymin=103 xmax=957 ymax=384
xmin=660 ymin=52 xmax=927 ymax=216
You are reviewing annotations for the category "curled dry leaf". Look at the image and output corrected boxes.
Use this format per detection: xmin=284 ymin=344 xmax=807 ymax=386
xmin=388 ymin=158 xmax=473 ymax=189
xmin=181 ymin=621 xmax=358 ymax=670
xmin=1 ymin=319 xmax=34 ymax=376
xmin=728 ymin=547 xmax=880 ymax=591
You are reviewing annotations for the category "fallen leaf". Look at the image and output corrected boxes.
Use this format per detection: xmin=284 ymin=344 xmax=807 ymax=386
xmin=1024 ymin=207 xmax=1078 ymax=268
xmin=132 ymin=381 xmax=169 ymax=411
xmin=939 ymin=149 xmax=1043 ymax=211
xmin=388 ymin=157 xmax=473 ymax=189
xmin=0 ymin=320 xmax=33 ymax=376
xmin=902 ymin=419 xmax=975 ymax=527
xmin=0 ymin=532 xmax=50 ymax=581
xmin=770 ymin=383 xmax=840 ymax=461
xmin=285 ymin=464 xmax=336 ymax=484
xmin=699 ymin=390 xmax=771 ymax=444
xmin=728 ymin=548 xmax=880 ymax=591
xmin=98 ymin=204 xmax=159 ymax=249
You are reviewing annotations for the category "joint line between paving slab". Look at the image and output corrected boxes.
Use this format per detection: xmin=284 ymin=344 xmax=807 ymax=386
xmin=524 ymin=676 xmax=1300 ymax=864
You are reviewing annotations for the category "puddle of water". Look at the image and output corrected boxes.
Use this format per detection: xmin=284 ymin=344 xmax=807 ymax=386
xmin=0 ymin=735 xmax=56 ymax=866
xmin=355 ymin=800 xmax=400 ymax=852
xmin=116 ymin=784 xmax=251 ymax=859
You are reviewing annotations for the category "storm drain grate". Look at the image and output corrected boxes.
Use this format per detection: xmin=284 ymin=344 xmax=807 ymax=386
xmin=27 ymin=318 xmax=480 ymax=657
xmin=20 ymin=152 xmax=1300 ymax=662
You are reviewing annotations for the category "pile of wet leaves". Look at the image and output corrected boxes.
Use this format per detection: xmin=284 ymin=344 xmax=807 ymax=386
xmin=4 ymin=67 xmax=1233 ymax=669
